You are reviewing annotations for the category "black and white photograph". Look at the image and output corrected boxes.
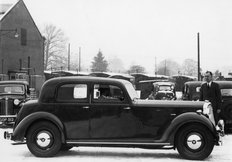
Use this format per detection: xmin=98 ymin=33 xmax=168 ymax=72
xmin=0 ymin=0 xmax=232 ymax=161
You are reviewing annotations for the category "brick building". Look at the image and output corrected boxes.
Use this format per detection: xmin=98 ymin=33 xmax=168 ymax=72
xmin=0 ymin=0 xmax=44 ymax=92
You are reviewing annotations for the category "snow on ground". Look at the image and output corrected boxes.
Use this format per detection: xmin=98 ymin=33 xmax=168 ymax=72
xmin=0 ymin=128 xmax=231 ymax=162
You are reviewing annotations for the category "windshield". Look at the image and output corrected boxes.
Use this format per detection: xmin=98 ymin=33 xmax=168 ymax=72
xmin=159 ymin=85 xmax=172 ymax=91
xmin=124 ymin=82 xmax=139 ymax=100
xmin=0 ymin=84 xmax=25 ymax=95
xmin=221 ymin=89 xmax=232 ymax=97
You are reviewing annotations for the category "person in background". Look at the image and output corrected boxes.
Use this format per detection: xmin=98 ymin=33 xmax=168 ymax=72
xmin=200 ymin=71 xmax=222 ymax=123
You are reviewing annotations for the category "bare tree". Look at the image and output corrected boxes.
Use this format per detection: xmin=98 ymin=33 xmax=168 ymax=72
xmin=182 ymin=59 xmax=197 ymax=76
xmin=108 ymin=56 xmax=125 ymax=73
xmin=42 ymin=24 xmax=68 ymax=70
xmin=128 ymin=65 xmax=146 ymax=74
xmin=157 ymin=59 xmax=180 ymax=76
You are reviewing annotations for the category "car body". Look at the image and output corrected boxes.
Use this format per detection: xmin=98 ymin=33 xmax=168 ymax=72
xmin=0 ymin=80 xmax=30 ymax=127
xmin=4 ymin=76 xmax=222 ymax=160
xmin=147 ymin=81 xmax=176 ymax=100
xmin=182 ymin=81 xmax=202 ymax=101
xmin=152 ymin=82 xmax=176 ymax=100
xmin=182 ymin=81 xmax=232 ymax=132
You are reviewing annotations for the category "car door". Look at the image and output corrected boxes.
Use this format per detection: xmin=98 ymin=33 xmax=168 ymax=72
xmin=54 ymin=83 xmax=90 ymax=139
xmin=89 ymin=83 xmax=136 ymax=139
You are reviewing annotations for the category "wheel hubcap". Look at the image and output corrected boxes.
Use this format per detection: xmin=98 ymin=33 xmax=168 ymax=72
xmin=186 ymin=133 xmax=203 ymax=150
xmin=36 ymin=131 xmax=53 ymax=148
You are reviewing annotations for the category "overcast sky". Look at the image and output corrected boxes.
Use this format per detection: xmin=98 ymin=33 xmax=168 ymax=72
xmin=7 ymin=0 xmax=232 ymax=74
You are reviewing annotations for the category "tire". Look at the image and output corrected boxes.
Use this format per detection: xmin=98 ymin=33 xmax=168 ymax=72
xmin=60 ymin=144 xmax=73 ymax=151
xmin=175 ymin=124 xmax=214 ymax=160
xmin=26 ymin=121 xmax=62 ymax=157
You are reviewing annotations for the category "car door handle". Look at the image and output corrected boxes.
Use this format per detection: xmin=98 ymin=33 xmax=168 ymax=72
xmin=82 ymin=106 xmax=89 ymax=109
xmin=123 ymin=107 xmax=131 ymax=110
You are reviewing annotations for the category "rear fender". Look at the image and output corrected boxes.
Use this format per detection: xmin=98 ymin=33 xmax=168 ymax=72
xmin=159 ymin=112 xmax=217 ymax=144
xmin=12 ymin=112 xmax=65 ymax=142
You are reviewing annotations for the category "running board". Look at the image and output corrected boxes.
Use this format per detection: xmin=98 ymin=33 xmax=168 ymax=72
xmin=66 ymin=141 xmax=171 ymax=146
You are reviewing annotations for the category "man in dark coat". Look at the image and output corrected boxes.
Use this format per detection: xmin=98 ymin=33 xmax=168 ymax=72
xmin=200 ymin=71 xmax=222 ymax=123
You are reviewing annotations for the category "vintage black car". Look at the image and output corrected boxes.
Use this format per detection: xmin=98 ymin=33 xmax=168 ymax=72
xmin=151 ymin=82 xmax=176 ymax=100
xmin=4 ymin=77 xmax=222 ymax=160
xmin=0 ymin=80 xmax=30 ymax=126
xmin=182 ymin=81 xmax=232 ymax=132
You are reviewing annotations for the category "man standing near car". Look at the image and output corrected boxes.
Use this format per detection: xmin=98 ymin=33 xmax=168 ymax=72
xmin=200 ymin=71 xmax=222 ymax=123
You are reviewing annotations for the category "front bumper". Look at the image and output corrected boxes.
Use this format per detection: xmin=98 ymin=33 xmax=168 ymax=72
xmin=215 ymin=119 xmax=225 ymax=145
xmin=4 ymin=131 xmax=13 ymax=140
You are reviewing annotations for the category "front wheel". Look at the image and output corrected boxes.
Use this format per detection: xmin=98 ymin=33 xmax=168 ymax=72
xmin=175 ymin=124 xmax=214 ymax=160
xmin=26 ymin=121 xmax=62 ymax=157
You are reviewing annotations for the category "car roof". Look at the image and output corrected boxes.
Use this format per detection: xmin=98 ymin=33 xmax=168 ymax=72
xmin=39 ymin=76 xmax=131 ymax=102
xmin=153 ymin=81 xmax=175 ymax=86
xmin=0 ymin=80 xmax=29 ymax=85
xmin=215 ymin=81 xmax=232 ymax=88
xmin=184 ymin=80 xmax=232 ymax=88
xmin=44 ymin=76 xmax=130 ymax=85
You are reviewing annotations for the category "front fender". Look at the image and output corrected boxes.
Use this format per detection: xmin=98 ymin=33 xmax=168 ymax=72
xmin=159 ymin=112 xmax=216 ymax=144
xmin=12 ymin=112 xmax=65 ymax=142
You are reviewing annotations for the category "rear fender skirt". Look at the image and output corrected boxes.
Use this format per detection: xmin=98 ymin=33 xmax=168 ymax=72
xmin=12 ymin=112 xmax=64 ymax=142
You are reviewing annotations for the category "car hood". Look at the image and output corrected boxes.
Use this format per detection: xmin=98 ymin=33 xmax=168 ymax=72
xmin=133 ymin=99 xmax=205 ymax=108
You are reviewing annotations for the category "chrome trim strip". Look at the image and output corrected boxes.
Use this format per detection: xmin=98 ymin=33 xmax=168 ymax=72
xmin=66 ymin=141 xmax=171 ymax=145
xmin=0 ymin=115 xmax=17 ymax=118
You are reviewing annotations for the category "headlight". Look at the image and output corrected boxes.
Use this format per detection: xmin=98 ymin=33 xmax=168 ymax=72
xmin=203 ymin=102 xmax=215 ymax=125
xmin=203 ymin=102 xmax=212 ymax=115
xmin=14 ymin=99 xmax=20 ymax=105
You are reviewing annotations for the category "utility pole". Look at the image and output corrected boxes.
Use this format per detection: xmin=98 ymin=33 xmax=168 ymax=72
xmin=79 ymin=47 xmax=81 ymax=72
xmin=155 ymin=57 xmax=157 ymax=75
xmin=164 ymin=59 xmax=167 ymax=75
xmin=197 ymin=33 xmax=201 ymax=81
xmin=68 ymin=43 xmax=70 ymax=71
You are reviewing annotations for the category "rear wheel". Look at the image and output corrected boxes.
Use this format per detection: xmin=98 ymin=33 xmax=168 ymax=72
xmin=26 ymin=121 xmax=62 ymax=157
xmin=175 ymin=124 xmax=214 ymax=160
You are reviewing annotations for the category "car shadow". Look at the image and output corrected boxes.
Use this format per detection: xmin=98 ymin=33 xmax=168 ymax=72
xmin=56 ymin=148 xmax=181 ymax=160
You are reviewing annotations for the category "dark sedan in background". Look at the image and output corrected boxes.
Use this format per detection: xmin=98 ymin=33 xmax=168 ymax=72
xmin=0 ymin=80 xmax=30 ymax=127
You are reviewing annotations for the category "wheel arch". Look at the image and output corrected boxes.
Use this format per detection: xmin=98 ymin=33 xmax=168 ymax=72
xmin=12 ymin=112 xmax=65 ymax=143
xmin=160 ymin=112 xmax=217 ymax=145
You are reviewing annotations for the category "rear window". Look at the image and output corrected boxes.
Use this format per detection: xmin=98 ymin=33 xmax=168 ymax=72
xmin=57 ymin=84 xmax=87 ymax=101
xmin=221 ymin=89 xmax=232 ymax=97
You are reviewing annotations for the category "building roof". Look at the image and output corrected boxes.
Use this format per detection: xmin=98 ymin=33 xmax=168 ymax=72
xmin=0 ymin=0 xmax=43 ymax=39
xmin=0 ymin=0 xmax=18 ymax=21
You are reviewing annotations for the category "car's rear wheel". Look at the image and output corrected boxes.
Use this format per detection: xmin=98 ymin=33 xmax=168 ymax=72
xmin=26 ymin=121 xmax=61 ymax=157
xmin=175 ymin=124 xmax=214 ymax=160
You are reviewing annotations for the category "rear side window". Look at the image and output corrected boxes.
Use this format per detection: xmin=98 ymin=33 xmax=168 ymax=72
xmin=57 ymin=84 xmax=87 ymax=101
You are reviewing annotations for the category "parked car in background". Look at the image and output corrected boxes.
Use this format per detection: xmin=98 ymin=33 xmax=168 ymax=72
xmin=182 ymin=81 xmax=232 ymax=133
xmin=151 ymin=82 xmax=176 ymax=100
xmin=0 ymin=80 xmax=30 ymax=127
xmin=4 ymin=76 xmax=222 ymax=160
xmin=147 ymin=81 xmax=176 ymax=100
xmin=182 ymin=81 xmax=202 ymax=101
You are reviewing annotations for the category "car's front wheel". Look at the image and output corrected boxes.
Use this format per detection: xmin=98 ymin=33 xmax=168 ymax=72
xmin=175 ymin=124 xmax=214 ymax=160
xmin=26 ymin=121 xmax=62 ymax=157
